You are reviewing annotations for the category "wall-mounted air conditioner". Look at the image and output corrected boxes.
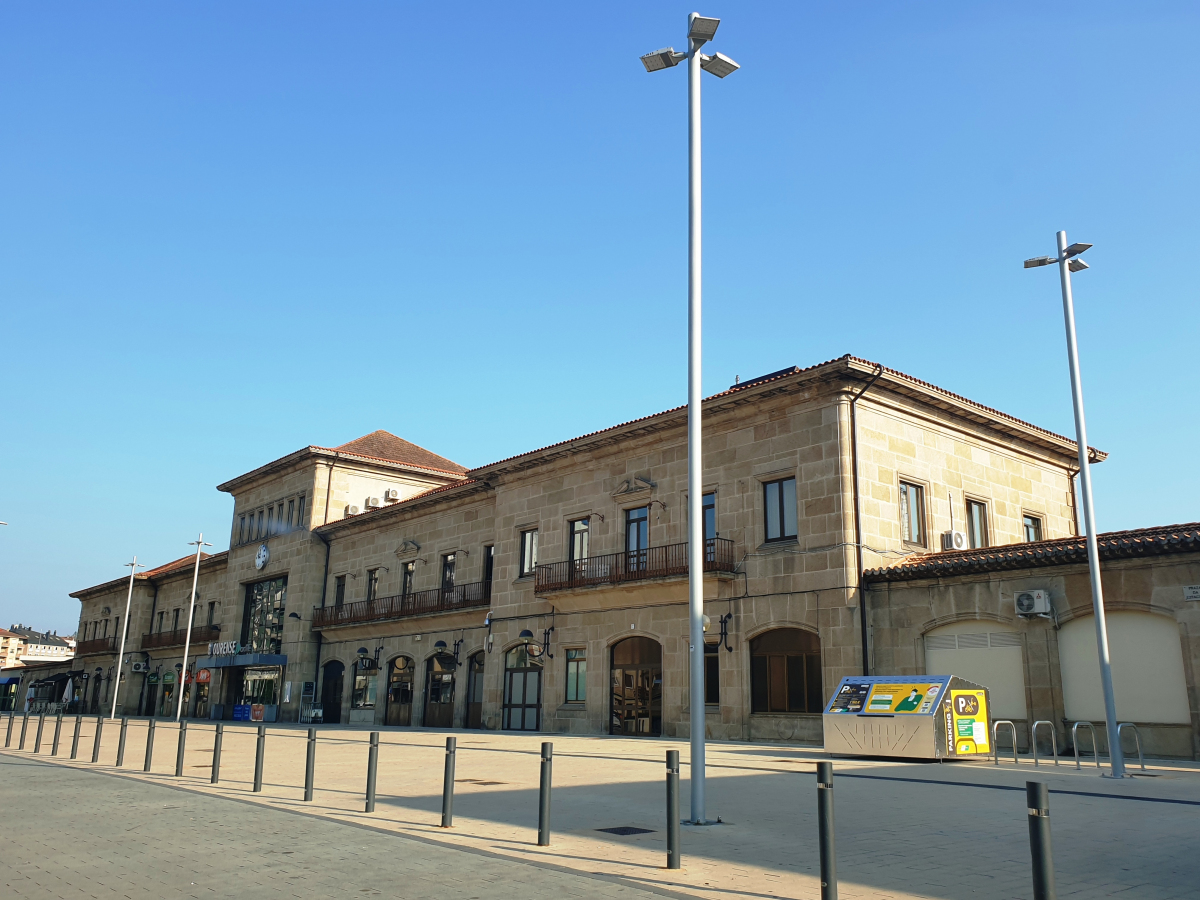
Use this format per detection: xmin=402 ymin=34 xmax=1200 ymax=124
xmin=131 ymin=662 xmax=148 ymax=673
xmin=1015 ymin=589 xmax=1052 ymax=616
xmin=941 ymin=530 xmax=968 ymax=551
xmin=367 ymin=497 xmax=382 ymax=509
xmin=384 ymin=488 xmax=401 ymax=502
xmin=346 ymin=505 xmax=361 ymax=516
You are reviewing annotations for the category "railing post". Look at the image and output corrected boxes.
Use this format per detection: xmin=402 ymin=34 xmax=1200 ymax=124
xmin=117 ymin=718 xmax=129 ymax=767
xmin=175 ymin=720 xmax=188 ymax=777
xmin=304 ymin=727 xmax=315 ymax=800
xmin=1027 ymin=781 xmax=1057 ymax=900
xmin=666 ymin=750 xmax=681 ymax=869
xmin=441 ymin=736 xmax=456 ymax=827
xmin=211 ymin=723 xmax=224 ymax=784
xmin=52 ymin=712 xmax=63 ymax=756
xmin=18 ymin=711 xmax=29 ymax=750
xmin=817 ymin=761 xmax=838 ymax=900
xmin=538 ymin=741 xmax=553 ymax=846
xmin=144 ymin=718 xmax=155 ymax=771
xmin=71 ymin=715 xmax=82 ymax=759
xmin=5 ymin=711 xmax=14 ymax=747
xmin=253 ymin=724 xmax=265 ymax=792
xmin=365 ymin=732 xmax=379 ymax=813
xmin=91 ymin=716 xmax=104 ymax=763
xmin=34 ymin=713 xmax=45 ymax=753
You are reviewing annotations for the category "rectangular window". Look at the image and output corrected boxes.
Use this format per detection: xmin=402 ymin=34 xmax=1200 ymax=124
xmin=565 ymin=648 xmax=586 ymax=703
xmin=401 ymin=562 xmax=415 ymax=597
xmin=367 ymin=568 xmax=380 ymax=602
xmin=483 ymin=546 xmax=495 ymax=588
xmin=441 ymin=553 xmax=456 ymax=591
xmin=238 ymin=515 xmax=246 ymax=544
xmin=156 ymin=611 xmax=165 ymax=633
xmin=763 ymin=477 xmax=798 ymax=542
xmin=287 ymin=499 xmax=295 ymax=530
xmin=256 ymin=510 xmax=264 ymax=539
xmin=966 ymin=499 xmax=989 ymax=549
xmin=704 ymin=642 xmax=720 ymax=706
xmin=1023 ymin=514 xmax=1043 ymax=543
xmin=334 ymin=575 xmax=346 ymax=607
xmin=266 ymin=506 xmax=274 ymax=536
xmin=296 ymin=495 xmax=306 ymax=529
xmin=703 ymin=492 xmax=717 ymax=542
xmin=207 ymin=601 xmax=217 ymax=626
xmin=520 ymin=530 xmax=539 ymax=576
xmin=277 ymin=504 xmax=284 ymax=533
xmin=569 ymin=518 xmax=590 ymax=562
xmin=241 ymin=576 xmax=287 ymax=655
xmin=899 ymin=481 xmax=926 ymax=545
xmin=172 ymin=609 xmax=180 ymax=632
xmin=102 ymin=619 xmax=109 ymax=639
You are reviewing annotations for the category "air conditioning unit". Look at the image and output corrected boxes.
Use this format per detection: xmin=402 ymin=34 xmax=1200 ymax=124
xmin=941 ymin=530 xmax=969 ymax=551
xmin=366 ymin=496 xmax=382 ymax=509
xmin=384 ymin=488 xmax=401 ymax=502
xmin=131 ymin=662 xmax=148 ymax=673
xmin=346 ymin=505 xmax=361 ymax=516
xmin=1015 ymin=589 xmax=1052 ymax=616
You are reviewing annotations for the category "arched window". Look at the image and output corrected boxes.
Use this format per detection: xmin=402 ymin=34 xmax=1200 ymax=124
xmin=750 ymin=629 xmax=822 ymax=714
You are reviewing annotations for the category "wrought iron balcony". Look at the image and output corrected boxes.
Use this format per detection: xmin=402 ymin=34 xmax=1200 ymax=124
xmin=312 ymin=580 xmax=492 ymax=629
xmin=75 ymin=636 xmax=116 ymax=656
xmin=535 ymin=538 xmax=737 ymax=594
xmin=140 ymin=624 xmax=221 ymax=651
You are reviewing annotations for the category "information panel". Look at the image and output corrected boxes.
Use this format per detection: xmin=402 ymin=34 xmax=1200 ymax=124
xmin=825 ymin=676 xmax=950 ymax=716
xmin=947 ymin=689 xmax=990 ymax=755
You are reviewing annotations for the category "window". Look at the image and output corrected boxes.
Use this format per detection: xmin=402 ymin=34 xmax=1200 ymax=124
xmin=763 ymin=477 xmax=797 ymax=542
xmin=966 ymin=499 xmax=989 ymax=549
xmin=102 ymin=619 xmax=109 ymax=639
xmin=569 ymin=518 xmax=589 ymax=561
xmin=207 ymin=601 xmax=217 ymax=627
xmin=441 ymin=553 xmax=456 ymax=591
xmin=1023 ymin=514 xmax=1043 ymax=543
xmin=156 ymin=611 xmax=165 ymax=633
xmin=703 ymin=492 xmax=717 ymax=541
xmin=256 ymin=510 xmax=264 ymax=539
xmin=172 ymin=609 xmax=180 ymax=632
xmin=520 ymin=529 xmax=539 ymax=576
xmin=266 ymin=506 xmax=274 ymax=536
xmin=287 ymin=499 xmax=295 ymax=529
xmin=899 ymin=481 xmax=926 ymax=545
xmin=626 ymin=506 xmax=649 ymax=569
xmin=401 ymin=562 xmax=415 ymax=597
xmin=750 ymin=628 xmax=823 ymax=714
xmin=238 ymin=515 xmax=246 ymax=544
xmin=565 ymin=648 xmax=586 ymax=703
xmin=704 ymin=642 xmax=720 ymax=706
xmin=241 ymin=576 xmax=287 ymax=655
xmin=334 ymin=575 xmax=346 ymax=607
xmin=352 ymin=661 xmax=377 ymax=710
xmin=367 ymin=568 xmax=380 ymax=603
xmin=277 ymin=503 xmax=284 ymax=532
xmin=296 ymin=495 xmax=306 ymax=529
xmin=483 ymin=546 xmax=494 ymax=589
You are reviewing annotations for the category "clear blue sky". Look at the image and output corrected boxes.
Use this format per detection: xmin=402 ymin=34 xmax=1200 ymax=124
xmin=2 ymin=2 xmax=1197 ymax=635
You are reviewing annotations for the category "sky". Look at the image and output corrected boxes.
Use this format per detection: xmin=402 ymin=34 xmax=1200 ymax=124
xmin=1 ymin=2 xmax=1197 ymax=635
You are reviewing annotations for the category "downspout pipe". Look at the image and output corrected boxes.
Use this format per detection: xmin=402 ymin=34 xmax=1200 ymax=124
xmin=850 ymin=365 xmax=885 ymax=676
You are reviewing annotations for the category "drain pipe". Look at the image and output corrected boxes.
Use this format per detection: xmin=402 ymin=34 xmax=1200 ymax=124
xmin=850 ymin=365 xmax=885 ymax=676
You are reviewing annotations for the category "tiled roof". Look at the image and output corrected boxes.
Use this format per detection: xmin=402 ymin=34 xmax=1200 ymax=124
xmin=140 ymin=552 xmax=213 ymax=578
xmin=9 ymin=626 xmax=73 ymax=648
xmin=863 ymin=522 xmax=1200 ymax=582
xmin=327 ymin=431 xmax=467 ymax=475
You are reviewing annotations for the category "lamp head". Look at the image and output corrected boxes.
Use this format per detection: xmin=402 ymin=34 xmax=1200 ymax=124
xmin=519 ymin=629 xmax=535 ymax=644
xmin=688 ymin=14 xmax=721 ymax=43
xmin=1023 ymin=256 xmax=1056 ymax=269
xmin=1068 ymin=257 xmax=1090 ymax=272
xmin=356 ymin=647 xmax=368 ymax=657
xmin=433 ymin=640 xmax=448 ymax=653
xmin=702 ymin=614 xmax=711 ymax=633
xmin=1064 ymin=242 xmax=1092 ymax=258
xmin=640 ymin=47 xmax=684 ymax=72
xmin=700 ymin=52 xmax=740 ymax=78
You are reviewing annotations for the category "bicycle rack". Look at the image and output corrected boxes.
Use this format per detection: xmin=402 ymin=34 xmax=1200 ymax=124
xmin=1072 ymin=721 xmax=1102 ymax=770
xmin=992 ymin=720 xmax=1018 ymax=765
xmin=1032 ymin=720 xmax=1059 ymax=767
xmin=1117 ymin=722 xmax=1146 ymax=771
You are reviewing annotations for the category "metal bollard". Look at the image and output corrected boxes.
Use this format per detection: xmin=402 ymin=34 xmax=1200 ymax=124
xmin=1027 ymin=782 xmax=1057 ymax=900
xmin=5 ymin=711 xmax=14 ymax=747
xmin=116 ymin=718 xmax=129 ymax=767
xmin=253 ymin=724 xmax=265 ymax=792
xmin=666 ymin=750 xmax=681 ymax=870
xmin=34 ymin=714 xmax=46 ymax=753
xmin=441 ymin=736 xmax=456 ymax=827
xmin=19 ymin=712 xmax=29 ymax=750
xmin=817 ymin=761 xmax=838 ymax=900
xmin=175 ymin=720 xmax=188 ymax=777
xmin=52 ymin=713 xmax=63 ymax=756
xmin=365 ymin=732 xmax=379 ymax=813
xmin=538 ymin=741 xmax=553 ymax=846
xmin=144 ymin=718 xmax=156 ymax=772
xmin=91 ymin=716 xmax=104 ymax=763
xmin=303 ymin=728 xmax=316 ymax=800
xmin=211 ymin=723 xmax=223 ymax=784
xmin=71 ymin=715 xmax=82 ymax=759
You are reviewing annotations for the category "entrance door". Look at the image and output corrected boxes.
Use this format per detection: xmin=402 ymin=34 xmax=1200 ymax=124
xmin=503 ymin=646 xmax=543 ymax=731
xmin=322 ymin=661 xmax=345 ymax=725
xmin=385 ymin=657 xmax=414 ymax=726
xmin=465 ymin=652 xmax=485 ymax=729
xmin=423 ymin=655 xmax=456 ymax=728
xmin=144 ymin=683 xmax=158 ymax=717
xmin=610 ymin=636 xmax=663 ymax=736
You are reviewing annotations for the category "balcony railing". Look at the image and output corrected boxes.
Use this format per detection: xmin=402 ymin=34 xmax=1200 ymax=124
xmin=75 ymin=636 xmax=116 ymax=656
xmin=140 ymin=624 xmax=221 ymax=651
xmin=312 ymin=580 xmax=492 ymax=629
xmin=535 ymin=537 xmax=737 ymax=593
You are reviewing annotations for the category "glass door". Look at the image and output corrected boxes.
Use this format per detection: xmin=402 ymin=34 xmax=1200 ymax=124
xmin=502 ymin=646 xmax=542 ymax=731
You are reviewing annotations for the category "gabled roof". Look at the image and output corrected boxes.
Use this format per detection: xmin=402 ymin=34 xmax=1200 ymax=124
xmin=70 ymin=551 xmax=228 ymax=600
xmin=141 ymin=552 xmax=213 ymax=578
xmin=9 ymin=626 xmax=72 ymax=648
xmin=863 ymin=522 xmax=1200 ymax=582
xmin=328 ymin=431 xmax=467 ymax=474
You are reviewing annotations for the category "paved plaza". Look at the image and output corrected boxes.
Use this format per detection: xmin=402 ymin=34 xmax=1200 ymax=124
xmin=4 ymin=718 xmax=1200 ymax=899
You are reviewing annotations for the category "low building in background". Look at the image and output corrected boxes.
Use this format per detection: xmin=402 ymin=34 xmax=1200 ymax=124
xmin=8 ymin=626 xmax=75 ymax=666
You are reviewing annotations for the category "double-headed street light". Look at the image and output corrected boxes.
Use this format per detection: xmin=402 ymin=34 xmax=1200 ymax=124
xmin=1025 ymin=232 xmax=1125 ymax=778
xmin=641 ymin=12 xmax=739 ymax=826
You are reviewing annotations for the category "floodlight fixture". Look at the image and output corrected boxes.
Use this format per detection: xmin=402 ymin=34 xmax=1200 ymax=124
xmin=688 ymin=15 xmax=721 ymax=43
xmin=1068 ymin=257 xmax=1089 ymax=272
xmin=1064 ymin=242 xmax=1092 ymax=258
xmin=700 ymin=52 xmax=740 ymax=78
xmin=641 ymin=47 xmax=684 ymax=72
xmin=1024 ymin=256 xmax=1056 ymax=268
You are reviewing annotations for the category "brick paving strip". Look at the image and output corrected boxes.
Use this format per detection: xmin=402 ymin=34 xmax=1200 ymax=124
xmin=4 ymin=721 xmax=1200 ymax=899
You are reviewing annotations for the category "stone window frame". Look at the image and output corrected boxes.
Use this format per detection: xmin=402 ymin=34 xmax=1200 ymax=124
xmin=517 ymin=527 xmax=539 ymax=579
xmin=964 ymin=494 xmax=991 ymax=549
xmin=758 ymin=473 xmax=799 ymax=546
xmin=1021 ymin=510 xmax=1046 ymax=543
xmin=897 ymin=474 xmax=931 ymax=550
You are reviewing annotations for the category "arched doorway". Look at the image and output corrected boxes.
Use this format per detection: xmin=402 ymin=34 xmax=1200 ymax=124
xmin=503 ymin=646 xmax=542 ymax=731
xmin=749 ymin=628 xmax=823 ymax=713
xmin=423 ymin=654 xmax=456 ymax=728
xmin=610 ymin=636 xmax=662 ymax=736
xmin=321 ymin=660 xmax=345 ymax=725
xmin=385 ymin=657 xmax=415 ymax=726
xmin=465 ymin=652 xmax=485 ymax=729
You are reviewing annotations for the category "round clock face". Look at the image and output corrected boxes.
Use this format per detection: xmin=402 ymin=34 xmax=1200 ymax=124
xmin=255 ymin=543 xmax=270 ymax=570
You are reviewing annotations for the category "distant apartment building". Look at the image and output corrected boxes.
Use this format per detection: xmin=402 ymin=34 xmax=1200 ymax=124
xmin=8 ymin=625 xmax=75 ymax=665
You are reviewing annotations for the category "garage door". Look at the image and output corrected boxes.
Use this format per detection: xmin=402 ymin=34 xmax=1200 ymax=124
xmin=925 ymin=623 xmax=1027 ymax=719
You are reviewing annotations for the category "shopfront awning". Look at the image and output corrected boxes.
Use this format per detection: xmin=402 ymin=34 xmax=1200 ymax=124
xmin=0 ymin=677 xmax=20 ymax=685
xmin=191 ymin=653 xmax=287 ymax=670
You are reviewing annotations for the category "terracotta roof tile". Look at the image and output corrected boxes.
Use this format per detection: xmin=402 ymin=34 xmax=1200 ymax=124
xmin=326 ymin=431 xmax=467 ymax=475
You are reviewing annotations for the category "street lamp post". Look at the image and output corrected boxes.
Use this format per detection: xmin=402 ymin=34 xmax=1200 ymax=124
xmin=110 ymin=556 xmax=145 ymax=720
xmin=641 ymin=12 xmax=740 ymax=825
xmin=175 ymin=534 xmax=212 ymax=722
xmin=1024 ymin=232 xmax=1125 ymax=778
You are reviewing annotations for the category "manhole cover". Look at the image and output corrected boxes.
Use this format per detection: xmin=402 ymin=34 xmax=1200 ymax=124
xmin=596 ymin=826 xmax=655 ymax=836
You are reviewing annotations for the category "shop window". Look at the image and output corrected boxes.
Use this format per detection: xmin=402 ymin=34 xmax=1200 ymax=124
xmin=565 ymin=648 xmax=586 ymax=703
xmin=352 ymin=661 xmax=377 ymax=710
xmin=750 ymin=628 xmax=822 ymax=714
xmin=1023 ymin=514 xmax=1043 ymax=543
xmin=520 ymin=529 xmax=538 ymax=576
xmin=704 ymin=642 xmax=720 ymax=706
xmin=763 ymin=478 xmax=797 ymax=542
xmin=899 ymin=481 xmax=926 ymax=546
xmin=967 ymin=499 xmax=989 ymax=549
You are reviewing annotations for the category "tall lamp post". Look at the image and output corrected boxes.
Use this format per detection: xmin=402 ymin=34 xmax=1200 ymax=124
xmin=110 ymin=556 xmax=145 ymax=720
xmin=176 ymin=533 xmax=212 ymax=721
xmin=640 ymin=12 xmax=740 ymax=825
xmin=1024 ymin=232 xmax=1125 ymax=778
